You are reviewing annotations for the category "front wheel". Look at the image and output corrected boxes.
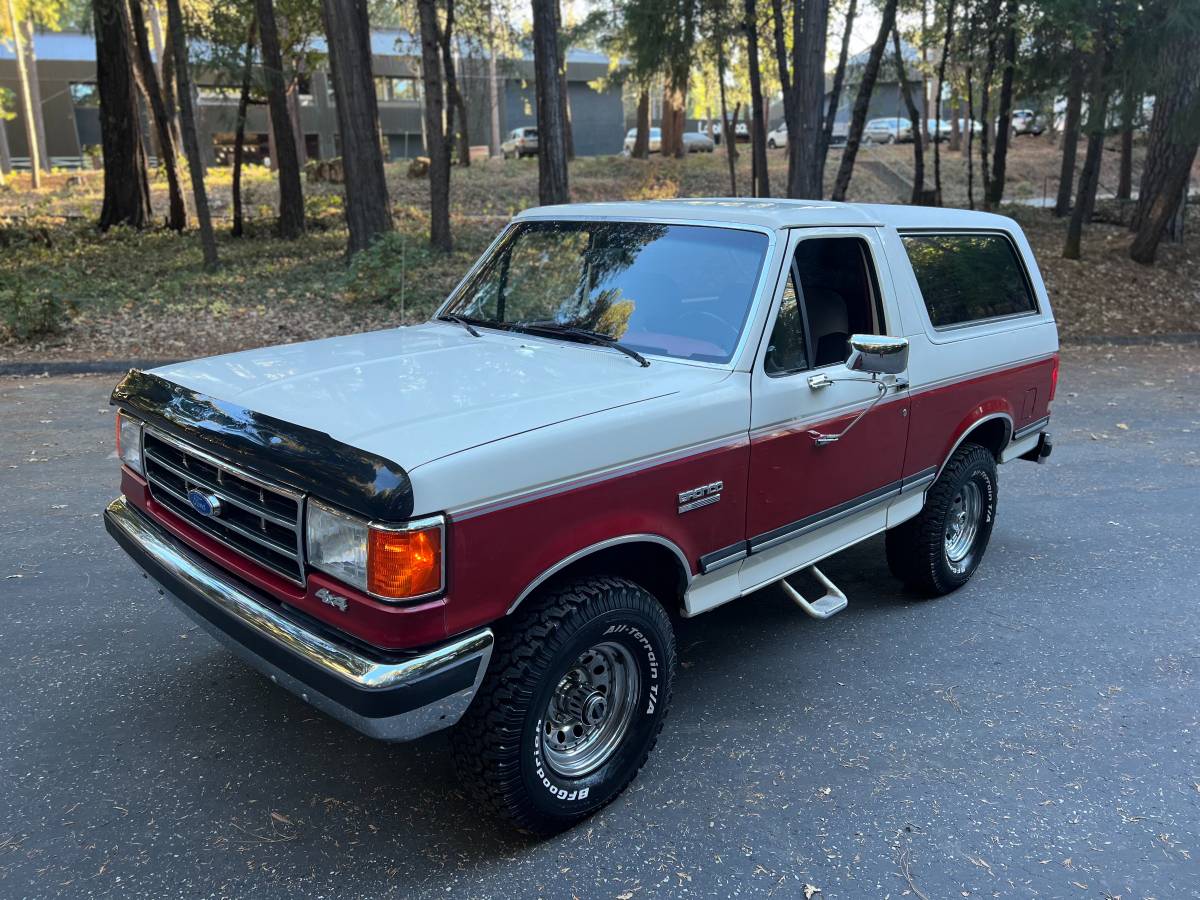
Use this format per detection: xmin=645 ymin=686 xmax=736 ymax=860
xmin=885 ymin=442 xmax=998 ymax=596
xmin=453 ymin=576 xmax=676 ymax=835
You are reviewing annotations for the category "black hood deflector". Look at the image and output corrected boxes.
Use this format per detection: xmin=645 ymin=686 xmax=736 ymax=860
xmin=111 ymin=369 xmax=415 ymax=521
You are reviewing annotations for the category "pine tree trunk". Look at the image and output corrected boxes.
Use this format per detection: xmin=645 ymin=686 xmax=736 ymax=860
xmin=440 ymin=0 xmax=469 ymax=167
xmin=1117 ymin=119 xmax=1133 ymax=200
xmin=674 ymin=86 xmax=689 ymax=160
xmin=933 ymin=0 xmax=955 ymax=204
xmin=632 ymin=89 xmax=650 ymax=159
xmin=256 ymin=0 xmax=306 ymax=238
xmin=789 ymin=0 xmax=830 ymax=198
xmin=532 ymin=0 xmax=569 ymax=204
xmin=744 ymin=0 xmax=770 ymax=197
xmin=487 ymin=4 xmax=501 ymax=156
xmin=1064 ymin=36 xmax=1110 ymax=260
xmin=127 ymin=0 xmax=188 ymax=231
xmin=93 ymin=0 xmax=151 ymax=229
xmin=4 ymin=0 xmax=41 ymax=188
xmin=232 ymin=17 xmax=256 ymax=238
xmin=718 ymin=39 xmax=738 ymax=194
xmin=19 ymin=19 xmax=49 ymax=173
xmin=986 ymin=0 xmax=1017 ymax=208
xmin=978 ymin=0 xmax=999 ymax=208
xmin=1130 ymin=16 xmax=1200 ymax=261
xmin=1054 ymin=50 xmax=1084 ymax=217
xmin=554 ymin=0 xmax=574 ymax=161
xmin=822 ymin=0 xmax=858 ymax=168
xmin=769 ymin=0 xmax=794 ymax=188
xmin=287 ymin=82 xmax=306 ymax=166
xmin=416 ymin=0 xmax=451 ymax=250
xmin=948 ymin=91 xmax=961 ymax=152
xmin=322 ymin=0 xmax=393 ymax=255
xmin=831 ymin=0 xmax=899 ymax=201
xmin=165 ymin=0 xmax=217 ymax=265
xmin=0 ymin=115 xmax=11 ymax=180
xmin=893 ymin=26 xmax=927 ymax=203
xmin=161 ymin=30 xmax=182 ymax=151
xmin=965 ymin=63 xmax=975 ymax=207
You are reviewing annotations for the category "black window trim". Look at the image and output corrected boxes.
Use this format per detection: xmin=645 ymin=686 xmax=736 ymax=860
xmin=898 ymin=227 xmax=1041 ymax=333
xmin=763 ymin=232 xmax=889 ymax=379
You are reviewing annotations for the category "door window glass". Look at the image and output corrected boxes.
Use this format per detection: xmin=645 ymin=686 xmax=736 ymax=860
xmin=765 ymin=237 xmax=884 ymax=375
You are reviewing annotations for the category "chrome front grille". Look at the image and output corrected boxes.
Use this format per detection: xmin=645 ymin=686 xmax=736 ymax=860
xmin=142 ymin=429 xmax=305 ymax=585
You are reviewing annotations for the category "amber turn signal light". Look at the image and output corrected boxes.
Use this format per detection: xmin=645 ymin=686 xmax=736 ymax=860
xmin=367 ymin=521 xmax=444 ymax=600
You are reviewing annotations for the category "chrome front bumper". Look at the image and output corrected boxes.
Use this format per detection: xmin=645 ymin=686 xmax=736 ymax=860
xmin=104 ymin=496 xmax=493 ymax=741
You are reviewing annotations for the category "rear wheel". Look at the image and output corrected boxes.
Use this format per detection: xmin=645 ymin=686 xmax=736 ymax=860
xmin=886 ymin=442 xmax=998 ymax=596
xmin=453 ymin=576 xmax=676 ymax=835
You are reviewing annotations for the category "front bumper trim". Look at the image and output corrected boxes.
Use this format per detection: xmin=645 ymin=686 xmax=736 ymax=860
xmin=105 ymin=496 xmax=493 ymax=741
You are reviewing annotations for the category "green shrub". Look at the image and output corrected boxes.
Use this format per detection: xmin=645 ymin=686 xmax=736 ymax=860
xmin=0 ymin=284 xmax=67 ymax=341
xmin=345 ymin=230 xmax=434 ymax=314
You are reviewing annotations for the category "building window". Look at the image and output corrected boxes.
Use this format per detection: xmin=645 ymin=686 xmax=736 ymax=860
xmin=386 ymin=133 xmax=425 ymax=160
xmin=375 ymin=76 xmax=418 ymax=103
xmin=211 ymin=132 xmax=269 ymax=167
xmin=70 ymin=83 xmax=99 ymax=107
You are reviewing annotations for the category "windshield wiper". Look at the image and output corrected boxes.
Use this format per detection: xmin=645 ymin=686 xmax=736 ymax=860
xmin=437 ymin=313 xmax=481 ymax=337
xmin=513 ymin=321 xmax=650 ymax=367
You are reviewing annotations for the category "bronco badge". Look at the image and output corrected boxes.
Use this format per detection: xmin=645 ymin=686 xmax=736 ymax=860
xmin=677 ymin=481 xmax=723 ymax=514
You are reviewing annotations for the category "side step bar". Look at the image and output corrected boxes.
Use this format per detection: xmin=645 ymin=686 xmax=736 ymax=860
xmin=780 ymin=566 xmax=848 ymax=620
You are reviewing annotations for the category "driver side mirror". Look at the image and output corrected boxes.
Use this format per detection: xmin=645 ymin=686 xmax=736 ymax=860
xmin=846 ymin=334 xmax=909 ymax=376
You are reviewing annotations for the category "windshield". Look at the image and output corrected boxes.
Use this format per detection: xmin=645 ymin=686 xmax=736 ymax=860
xmin=443 ymin=221 xmax=770 ymax=364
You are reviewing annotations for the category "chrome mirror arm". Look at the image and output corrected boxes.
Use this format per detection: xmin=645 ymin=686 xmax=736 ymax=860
xmin=805 ymin=372 xmax=909 ymax=447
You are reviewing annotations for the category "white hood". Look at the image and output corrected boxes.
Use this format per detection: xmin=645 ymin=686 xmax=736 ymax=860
xmin=150 ymin=323 xmax=731 ymax=471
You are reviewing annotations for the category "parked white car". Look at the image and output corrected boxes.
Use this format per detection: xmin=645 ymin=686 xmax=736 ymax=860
xmin=1008 ymin=109 xmax=1046 ymax=136
xmin=767 ymin=122 xmax=788 ymax=149
xmin=622 ymin=126 xmax=662 ymax=155
xmin=107 ymin=199 xmax=1057 ymax=837
xmin=864 ymin=117 xmax=914 ymax=143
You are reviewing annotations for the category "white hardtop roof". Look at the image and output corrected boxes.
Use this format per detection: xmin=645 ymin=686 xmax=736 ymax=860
xmin=515 ymin=198 xmax=1017 ymax=231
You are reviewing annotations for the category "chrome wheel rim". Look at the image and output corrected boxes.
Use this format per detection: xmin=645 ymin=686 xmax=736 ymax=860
xmin=944 ymin=480 xmax=982 ymax=573
xmin=542 ymin=641 xmax=640 ymax=778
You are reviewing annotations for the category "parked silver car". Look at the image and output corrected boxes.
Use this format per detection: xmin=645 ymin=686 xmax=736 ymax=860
xmin=500 ymin=126 xmax=537 ymax=159
xmin=767 ymin=123 xmax=787 ymax=149
xmin=864 ymin=117 xmax=913 ymax=144
xmin=682 ymin=131 xmax=715 ymax=153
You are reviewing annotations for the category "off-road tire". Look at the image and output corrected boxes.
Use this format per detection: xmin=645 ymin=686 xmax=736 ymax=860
xmin=886 ymin=442 xmax=998 ymax=596
xmin=453 ymin=576 xmax=676 ymax=835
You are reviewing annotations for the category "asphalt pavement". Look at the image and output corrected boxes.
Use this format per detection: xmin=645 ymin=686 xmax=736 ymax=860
xmin=1 ymin=345 xmax=1198 ymax=899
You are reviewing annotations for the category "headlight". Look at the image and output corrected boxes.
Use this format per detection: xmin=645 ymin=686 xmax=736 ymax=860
xmin=115 ymin=410 xmax=144 ymax=475
xmin=306 ymin=499 xmax=444 ymax=601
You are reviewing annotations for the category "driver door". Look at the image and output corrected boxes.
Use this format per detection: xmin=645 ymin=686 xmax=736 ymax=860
xmin=740 ymin=227 xmax=911 ymax=593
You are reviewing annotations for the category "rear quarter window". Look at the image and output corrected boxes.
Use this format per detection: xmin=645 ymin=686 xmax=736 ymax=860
xmin=901 ymin=232 xmax=1037 ymax=328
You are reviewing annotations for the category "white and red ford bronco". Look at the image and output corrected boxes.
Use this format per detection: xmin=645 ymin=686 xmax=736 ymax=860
xmin=106 ymin=199 xmax=1057 ymax=833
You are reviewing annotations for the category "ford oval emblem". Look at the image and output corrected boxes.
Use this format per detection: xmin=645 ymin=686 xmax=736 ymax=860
xmin=187 ymin=489 xmax=222 ymax=518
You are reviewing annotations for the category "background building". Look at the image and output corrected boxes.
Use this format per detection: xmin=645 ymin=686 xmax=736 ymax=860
xmin=0 ymin=29 xmax=625 ymax=168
